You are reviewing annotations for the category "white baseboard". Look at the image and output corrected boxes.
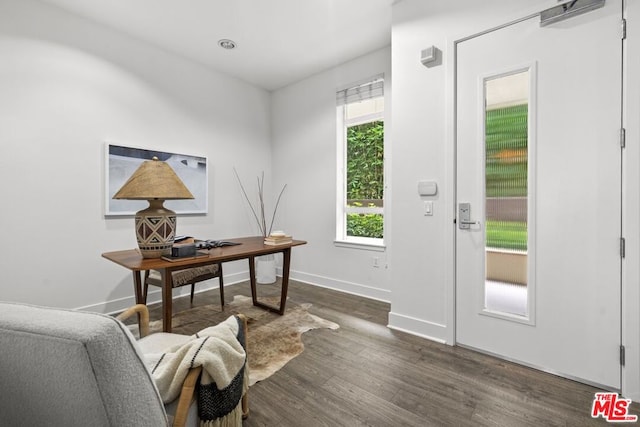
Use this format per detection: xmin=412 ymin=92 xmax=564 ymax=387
xmin=288 ymin=270 xmax=391 ymax=303
xmin=78 ymin=270 xmax=250 ymax=315
xmin=387 ymin=311 xmax=449 ymax=344
xmin=80 ymin=269 xmax=390 ymax=314
xmin=77 ymin=295 xmax=144 ymax=316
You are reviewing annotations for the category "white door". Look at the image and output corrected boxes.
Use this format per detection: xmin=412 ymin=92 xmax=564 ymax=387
xmin=456 ymin=1 xmax=622 ymax=389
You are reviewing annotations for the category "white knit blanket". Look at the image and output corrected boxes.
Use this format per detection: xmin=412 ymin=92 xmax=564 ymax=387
xmin=145 ymin=316 xmax=246 ymax=406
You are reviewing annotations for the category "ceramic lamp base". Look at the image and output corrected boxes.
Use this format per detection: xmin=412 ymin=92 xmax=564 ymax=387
xmin=135 ymin=199 xmax=176 ymax=258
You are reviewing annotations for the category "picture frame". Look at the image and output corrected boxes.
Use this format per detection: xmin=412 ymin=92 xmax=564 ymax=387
xmin=105 ymin=143 xmax=208 ymax=216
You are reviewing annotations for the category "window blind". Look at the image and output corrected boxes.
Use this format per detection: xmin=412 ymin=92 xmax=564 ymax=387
xmin=336 ymin=77 xmax=384 ymax=106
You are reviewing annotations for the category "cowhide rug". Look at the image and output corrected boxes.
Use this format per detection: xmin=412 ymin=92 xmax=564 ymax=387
xmin=146 ymin=295 xmax=339 ymax=386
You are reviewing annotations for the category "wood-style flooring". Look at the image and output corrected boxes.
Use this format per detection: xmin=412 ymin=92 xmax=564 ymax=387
xmin=145 ymin=279 xmax=639 ymax=426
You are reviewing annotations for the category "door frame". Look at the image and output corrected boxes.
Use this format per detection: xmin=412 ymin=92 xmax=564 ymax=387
xmin=622 ymin=0 xmax=640 ymax=403
xmin=444 ymin=4 xmax=626 ymax=391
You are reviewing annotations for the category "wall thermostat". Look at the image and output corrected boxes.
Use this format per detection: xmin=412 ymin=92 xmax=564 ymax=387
xmin=420 ymin=46 xmax=441 ymax=67
xmin=418 ymin=180 xmax=437 ymax=196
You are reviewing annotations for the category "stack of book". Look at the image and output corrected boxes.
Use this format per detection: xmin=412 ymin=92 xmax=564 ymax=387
xmin=264 ymin=233 xmax=292 ymax=245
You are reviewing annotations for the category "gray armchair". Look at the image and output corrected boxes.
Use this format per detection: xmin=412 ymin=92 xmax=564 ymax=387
xmin=0 ymin=302 xmax=247 ymax=427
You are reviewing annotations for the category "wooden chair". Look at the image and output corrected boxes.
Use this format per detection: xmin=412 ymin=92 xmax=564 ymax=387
xmin=143 ymin=262 xmax=224 ymax=308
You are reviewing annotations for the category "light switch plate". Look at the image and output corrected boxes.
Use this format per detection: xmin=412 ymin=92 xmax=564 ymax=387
xmin=424 ymin=201 xmax=433 ymax=216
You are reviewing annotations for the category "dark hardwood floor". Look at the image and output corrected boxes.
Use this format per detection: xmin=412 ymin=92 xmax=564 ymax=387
xmin=145 ymin=279 xmax=638 ymax=426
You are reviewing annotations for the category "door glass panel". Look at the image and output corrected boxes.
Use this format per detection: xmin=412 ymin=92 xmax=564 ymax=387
xmin=484 ymin=70 xmax=529 ymax=317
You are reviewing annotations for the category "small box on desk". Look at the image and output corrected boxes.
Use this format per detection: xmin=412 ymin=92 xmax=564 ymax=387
xmin=171 ymin=243 xmax=196 ymax=257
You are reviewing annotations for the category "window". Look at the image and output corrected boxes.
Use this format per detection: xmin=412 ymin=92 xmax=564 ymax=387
xmin=336 ymin=77 xmax=385 ymax=247
xmin=483 ymin=69 xmax=531 ymax=318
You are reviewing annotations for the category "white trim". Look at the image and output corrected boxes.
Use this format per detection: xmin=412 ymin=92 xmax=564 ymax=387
xmin=78 ymin=271 xmax=248 ymax=315
xmin=445 ymin=34 xmax=457 ymax=346
xmin=476 ymin=62 xmax=537 ymax=326
xmin=83 ymin=267 xmax=390 ymax=315
xmin=290 ymin=270 xmax=391 ymax=302
xmin=333 ymin=239 xmax=386 ymax=251
xmin=336 ymin=90 xmax=386 ymax=243
xmin=336 ymin=104 xmax=347 ymax=241
xmin=622 ymin=0 xmax=640 ymax=403
xmin=480 ymin=308 xmax=534 ymax=325
xmin=345 ymin=206 xmax=383 ymax=215
xmin=388 ymin=312 xmax=449 ymax=344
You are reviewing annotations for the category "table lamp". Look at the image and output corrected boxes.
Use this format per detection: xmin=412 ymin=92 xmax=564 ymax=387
xmin=113 ymin=156 xmax=194 ymax=258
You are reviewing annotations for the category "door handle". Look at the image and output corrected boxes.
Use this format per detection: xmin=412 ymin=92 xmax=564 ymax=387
xmin=458 ymin=202 xmax=479 ymax=230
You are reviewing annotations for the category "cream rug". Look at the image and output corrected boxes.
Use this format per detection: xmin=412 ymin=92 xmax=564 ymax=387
xmin=147 ymin=295 xmax=339 ymax=385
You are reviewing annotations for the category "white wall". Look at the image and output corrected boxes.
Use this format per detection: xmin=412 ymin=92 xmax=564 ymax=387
xmin=0 ymin=0 xmax=272 ymax=313
xmin=389 ymin=0 xmax=640 ymax=400
xmin=271 ymin=47 xmax=392 ymax=301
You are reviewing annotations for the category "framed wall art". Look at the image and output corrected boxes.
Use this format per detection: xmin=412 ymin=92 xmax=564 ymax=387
xmin=105 ymin=143 xmax=208 ymax=216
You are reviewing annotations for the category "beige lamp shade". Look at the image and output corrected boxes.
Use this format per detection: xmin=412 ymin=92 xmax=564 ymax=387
xmin=113 ymin=157 xmax=194 ymax=200
xmin=113 ymin=157 xmax=194 ymax=258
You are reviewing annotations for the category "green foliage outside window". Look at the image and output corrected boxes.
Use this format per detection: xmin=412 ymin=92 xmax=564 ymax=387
xmin=486 ymin=220 xmax=527 ymax=251
xmin=346 ymin=120 xmax=384 ymax=238
xmin=347 ymin=213 xmax=383 ymax=238
xmin=347 ymin=121 xmax=384 ymax=200
xmin=486 ymin=104 xmax=528 ymax=198
xmin=486 ymin=104 xmax=528 ymax=251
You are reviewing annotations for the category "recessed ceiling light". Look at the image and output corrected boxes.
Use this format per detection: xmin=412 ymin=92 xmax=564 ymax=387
xmin=218 ymin=39 xmax=236 ymax=50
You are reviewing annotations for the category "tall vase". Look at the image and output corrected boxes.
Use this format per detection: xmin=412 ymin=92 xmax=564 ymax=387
xmin=256 ymin=254 xmax=276 ymax=284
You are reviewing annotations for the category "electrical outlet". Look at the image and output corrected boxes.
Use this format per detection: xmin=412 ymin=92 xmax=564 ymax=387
xmin=372 ymin=257 xmax=380 ymax=268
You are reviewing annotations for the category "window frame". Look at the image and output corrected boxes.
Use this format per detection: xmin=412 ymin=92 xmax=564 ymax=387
xmin=335 ymin=85 xmax=385 ymax=249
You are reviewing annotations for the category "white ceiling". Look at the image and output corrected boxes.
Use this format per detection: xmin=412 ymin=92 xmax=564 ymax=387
xmin=37 ymin=0 xmax=393 ymax=91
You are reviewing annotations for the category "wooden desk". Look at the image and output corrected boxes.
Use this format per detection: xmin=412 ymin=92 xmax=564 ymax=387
xmin=102 ymin=236 xmax=307 ymax=332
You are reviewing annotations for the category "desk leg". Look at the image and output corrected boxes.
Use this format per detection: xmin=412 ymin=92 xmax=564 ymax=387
xmin=132 ymin=271 xmax=143 ymax=304
xmin=250 ymin=250 xmax=290 ymax=315
xmin=132 ymin=271 xmax=144 ymax=328
xmin=161 ymin=269 xmax=172 ymax=333
xmin=279 ymin=248 xmax=291 ymax=315
xmin=249 ymin=256 xmax=258 ymax=306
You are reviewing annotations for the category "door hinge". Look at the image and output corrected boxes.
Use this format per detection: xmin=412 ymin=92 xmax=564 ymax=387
xmin=621 ymin=18 xmax=627 ymax=40
xmin=620 ymin=128 xmax=626 ymax=148
xmin=620 ymin=345 xmax=626 ymax=366
xmin=620 ymin=237 xmax=626 ymax=258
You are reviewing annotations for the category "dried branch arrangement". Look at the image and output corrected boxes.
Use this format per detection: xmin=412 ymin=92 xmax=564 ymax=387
xmin=233 ymin=168 xmax=287 ymax=237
